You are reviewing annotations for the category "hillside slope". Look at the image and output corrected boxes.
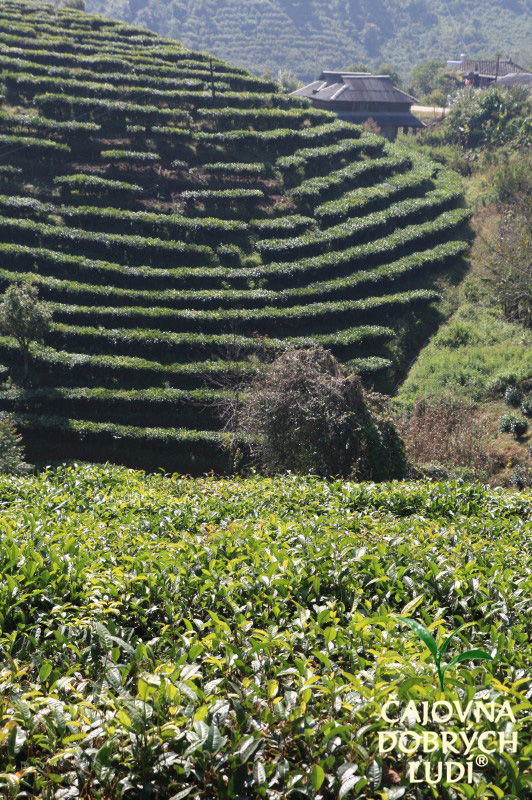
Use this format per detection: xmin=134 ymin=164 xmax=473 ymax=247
xmin=85 ymin=0 xmax=532 ymax=80
xmin=0 ymin=0 xmax=469 ymax=472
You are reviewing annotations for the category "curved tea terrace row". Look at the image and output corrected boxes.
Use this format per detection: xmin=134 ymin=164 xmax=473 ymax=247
xmin=0 ymin=0 xmax=470 ymax=471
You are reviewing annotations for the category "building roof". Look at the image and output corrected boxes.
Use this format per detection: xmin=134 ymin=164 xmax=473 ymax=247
xmin=292 ymin=72 xmax=417 ymax=105
xmin=496 ymin=72 xmax=532 ymax=87
xmin=337 ymin=111 xmax=425 ymax=128
xmin=459 ymin=58 xmax=527 ymax=77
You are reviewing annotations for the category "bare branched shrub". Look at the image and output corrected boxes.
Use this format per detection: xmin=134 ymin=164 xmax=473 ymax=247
xmin=475 ymin=154 xmax=532 ymax=327
xmin=399 ymin=397 xmax=502 ymax=474
xmin=236 ymin=348 xmax=406 ymax=479
xmin=0 ymin=413 xmax=29 ymax=474
xmin=483 ymin=206 xmax=532 ymax=327
xmin=362 ymin=117 xmax=382 ymax=136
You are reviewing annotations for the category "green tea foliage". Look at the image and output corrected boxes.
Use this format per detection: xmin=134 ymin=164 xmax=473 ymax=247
xmin=499 ymin=413 xmax=529 ymax=439
xmin=84 ymin=0 xmax=531 ymax=80
xmin=0 ymin=464 xmax=530 ymax=797
xmin=504 ymin=385 xmax=522 ymax=407
xmin=446 ymin=86 xmax=532 ymax=151
xmin=55 ymin=173 xmax=144 ymax=198
xmin=521 ymin=397 xmax=532 ymax=417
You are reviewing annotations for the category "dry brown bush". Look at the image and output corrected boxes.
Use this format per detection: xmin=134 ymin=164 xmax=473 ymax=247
xmin=236 ymin=348 xmax=406 ymax=479
xmin=398 ymin=397 xmax=504 ymax=475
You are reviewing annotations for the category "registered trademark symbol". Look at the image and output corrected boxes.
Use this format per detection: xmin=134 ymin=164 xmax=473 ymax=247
xmin=476 ymin=755 xmax=489 ymax=768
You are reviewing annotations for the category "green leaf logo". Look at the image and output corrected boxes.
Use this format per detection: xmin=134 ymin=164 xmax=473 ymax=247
xmin=397 ymin=616 xmax=494 ymax=691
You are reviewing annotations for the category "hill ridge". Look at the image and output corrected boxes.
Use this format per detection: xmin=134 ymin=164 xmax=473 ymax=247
xmin=85 ymin=0 xmax=532 ymax=80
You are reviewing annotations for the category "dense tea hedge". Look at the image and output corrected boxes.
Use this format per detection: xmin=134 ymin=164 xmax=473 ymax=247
xmin=259 ymin=176 xmax=463 ymax=261
xmin=0 ymin=0 xmax=470 ymax=469
xmin=0 ymin=215 xmax=216 ymax=266
xmin=0 ymin=132 xmax=70 ymax=160
xmin=34 ymin=92 xmax=192 ymax=128
xmin=55 ymin=173 xmax=144 ymax=199
xmin=0 ymin=466 xmax=530 ymax=795
xmin=276 ymin=133 xmax=386 ymax=182
xmin=46 ymin=289 xmax=440 ymax=336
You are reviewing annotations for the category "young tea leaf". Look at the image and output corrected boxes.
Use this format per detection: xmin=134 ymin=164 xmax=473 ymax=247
xmin=444 ymin=649 xmax=494 ymax=673
xmin=311 ymin=764 xmax=325 ymax=791
xmin=397 ymin=616 xmax=438 ymax=658
xmin=438 ymin=621 xmax=474 ymax=662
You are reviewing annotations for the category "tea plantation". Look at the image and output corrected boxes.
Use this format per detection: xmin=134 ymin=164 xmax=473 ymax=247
xmin=0 ymin=0 xmax=471 ymax=473
xmin=0 ymin=464 xmax=530 ymax=798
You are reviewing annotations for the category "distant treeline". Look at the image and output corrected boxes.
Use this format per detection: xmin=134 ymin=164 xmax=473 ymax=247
xmin=86 ymin=0 xmax=531 ymax=80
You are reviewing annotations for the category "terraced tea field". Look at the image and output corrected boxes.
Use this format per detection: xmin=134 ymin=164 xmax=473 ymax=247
xmin=0 ymin=465 xmax=530 ymax=797
xmin=0 ymin=0 xmax=470 ymax=471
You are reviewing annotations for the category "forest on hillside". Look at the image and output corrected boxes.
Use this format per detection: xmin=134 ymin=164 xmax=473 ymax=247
xmin=85 ymin=0 xmax=532 ymax=79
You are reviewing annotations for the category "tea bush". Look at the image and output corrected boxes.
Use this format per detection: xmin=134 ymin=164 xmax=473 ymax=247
xmin=504 ymin=385 xmax=522 ymax=407
xmin=499 ymin=413 xmax=529 ymax=439
xmin=521 ymin=397 xmax=532 ymax=417
xmin=0 ymin=464 xmax=530 ymax=798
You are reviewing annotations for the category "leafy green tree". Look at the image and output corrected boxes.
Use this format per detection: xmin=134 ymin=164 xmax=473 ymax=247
xmin=409 ymin=59 xmax=460 ymax=103
xmin=0 ymin=282 xmax=52 ymax=386
xmin=342 ymin=62 xmax=372 ymax=73
xmin=446 ymin=85 xmax=531 ymax=149
xmin=276 ymin=68 xmax=302 ymax=93
xmin=362 ymin=23 xmax=381 ymax=57
xmin=378 ymin=62 xmax=403 ymax=89
xmin=410 ymin=60 xmax=447 ymax=97
xmin=424 ymin=89 xmax=447 ymax=107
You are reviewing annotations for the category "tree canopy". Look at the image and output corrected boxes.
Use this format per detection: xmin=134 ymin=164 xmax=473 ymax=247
xmin=87 ymin=0 xmax=532 ymax=80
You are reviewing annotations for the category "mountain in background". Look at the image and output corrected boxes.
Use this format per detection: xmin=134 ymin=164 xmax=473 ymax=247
xmin=86 ymin=0 xmax=531 ymax=80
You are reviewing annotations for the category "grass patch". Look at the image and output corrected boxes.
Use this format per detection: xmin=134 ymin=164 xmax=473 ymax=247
xmin=395 ymin=304 xmax=532 ymax=409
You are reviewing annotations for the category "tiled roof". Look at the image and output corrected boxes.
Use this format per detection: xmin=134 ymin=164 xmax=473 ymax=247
xmin=292 ymin=72 xmax=417 ymax=105
xmin=460 ymin=58 xmax=527 ymax=77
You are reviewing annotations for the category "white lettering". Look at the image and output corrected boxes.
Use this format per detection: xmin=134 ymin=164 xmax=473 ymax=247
xmin=423 ymin=731 xmax=440 ymax=753
xmin=378 ymin=732 xmax=397 ymax=754
xmin=474 ymin=701 xmax=496 ymax=723
xmin=498 ymin=730 xmax=518 ymax=753
xmin=496 ymin=701 xmax=517 ymax=724
xmin=408 ymin=761 xmax=423 ymax=783
xmin=398 ymin=732 xmax=422 ymax=754
xmin=441 ymin=730 xmax=461 ymax=754
xmin=400 ymin=700 xmax=421 ymax=724
xmin=432 ymin=701 xmax=453 ymax=723
xmin=478 ymin=731 xmax=496 ymax=754
xmin=446 ymin=762 xmax=465 ymax=783
xmin=381 ymin=701 xmax=400 ymax=723
xmin=461 ymin=730 xmax=478 ymax=756
xmin=453 ymin=699 xmax=474 ymax=723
